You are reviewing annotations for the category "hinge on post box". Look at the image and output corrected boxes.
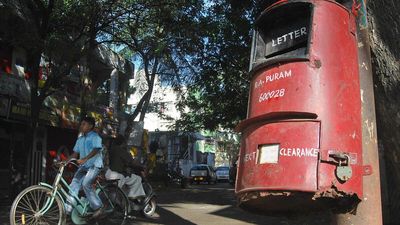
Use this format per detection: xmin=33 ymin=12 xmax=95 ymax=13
xmin=349 ymin=1 xmax=357 ymax=36
xmin=328 ymin=152 xmax=350 ymax=166
xmin=321 ymin=150 xmax=357 ymax=165
xmin=349 ymin=16 xmax=356 ymax=35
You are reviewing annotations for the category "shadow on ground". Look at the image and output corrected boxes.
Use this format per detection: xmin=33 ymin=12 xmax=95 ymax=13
xmin=153 ymin=182 xmax=336 ymax=225
xmin=133 ymin=206 xmax=197 ymax=225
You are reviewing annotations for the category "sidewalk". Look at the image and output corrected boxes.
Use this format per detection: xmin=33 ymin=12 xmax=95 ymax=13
xmin=0 ymin=198 xmax=11 ymax=225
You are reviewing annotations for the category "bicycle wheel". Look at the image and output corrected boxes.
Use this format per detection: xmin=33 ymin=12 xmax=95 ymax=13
xmin=98 ymin=184 xmax=129 ymax=225
xmin=10 ymin=185 xmax=65 ymax=225
xmin=142 ymin=197 xmax=157 ymax=218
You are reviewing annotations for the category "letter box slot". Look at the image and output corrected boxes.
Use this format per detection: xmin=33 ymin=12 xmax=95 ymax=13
xmin=250 ymin=2 xmax=313 ymax=71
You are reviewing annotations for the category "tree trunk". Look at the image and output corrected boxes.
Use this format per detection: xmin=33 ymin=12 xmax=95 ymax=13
xmin=124 ymin=91 xmax=148 ymax=137
xmin=139 ymin=82 xmax=154 ymax=122
xmin=139 ymin=57 xmax=158 ymax=121
xmin=367 ymin=1 xmax=400 ymax=224
xmin=27 ymin=51 xmax=43 ymax=128
xmin=79 ymin=18 xmax=98 ymax=120
xmin=125 ymin=57 xmax=158 ymax=136
xmin=25 ymin=50 xmax=44 ymax=185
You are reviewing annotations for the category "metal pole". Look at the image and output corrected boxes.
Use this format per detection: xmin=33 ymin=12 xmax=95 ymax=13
xmin=336 ymin=1 xmax=383 ymax=224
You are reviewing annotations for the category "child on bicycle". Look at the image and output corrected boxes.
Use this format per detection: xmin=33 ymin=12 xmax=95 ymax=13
xmin=64 ymin=116 xmax=105 ymax=219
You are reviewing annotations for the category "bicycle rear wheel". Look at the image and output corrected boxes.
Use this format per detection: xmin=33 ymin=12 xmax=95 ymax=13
xmin=142 ymin=197 xmax=157 ymax=218
xmin=10 ymin=185 xmax=65 ymax=225
xmin=98 ymin=184 xmax=129 ymax=225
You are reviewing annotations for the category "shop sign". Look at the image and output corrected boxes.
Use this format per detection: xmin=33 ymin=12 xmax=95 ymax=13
xmin=9 ymin=101 xmax=59 ymax=125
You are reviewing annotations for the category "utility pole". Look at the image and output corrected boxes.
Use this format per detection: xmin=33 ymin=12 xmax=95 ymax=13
xmin=336 ymin=0 xmax=383 ymax=224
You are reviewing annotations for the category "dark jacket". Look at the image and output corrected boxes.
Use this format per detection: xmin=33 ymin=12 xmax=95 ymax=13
xmin=109 ymin=145 xmax=143 ymax=176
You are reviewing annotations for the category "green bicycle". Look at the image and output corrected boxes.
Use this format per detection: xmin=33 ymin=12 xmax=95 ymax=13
xmin=9 ymin=159 xmax=130 ymax=225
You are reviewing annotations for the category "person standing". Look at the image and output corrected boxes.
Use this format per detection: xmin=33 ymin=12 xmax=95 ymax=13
xmin=65 ymin=116 xmax=104 ymax=218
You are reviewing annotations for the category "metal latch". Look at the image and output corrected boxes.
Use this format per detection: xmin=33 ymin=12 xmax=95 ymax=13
xmin=329 ymin=153 xmax=353 ymax=183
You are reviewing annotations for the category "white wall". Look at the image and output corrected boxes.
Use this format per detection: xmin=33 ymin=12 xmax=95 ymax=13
xmin=127 ymin=72 xmax=184 ymax=132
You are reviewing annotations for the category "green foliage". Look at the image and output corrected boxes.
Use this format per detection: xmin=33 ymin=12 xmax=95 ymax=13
xmin=1 ymin=0 xmax=263 ymax=132
xmin=112 ymin=0 xmax=260 ymax=131
xmin=113 ymin=0 xmax=204 ymax=84
xmin=110 ymin=0 xmax=205 ymax=133
xmin=0 ymin=0 xmax=129 ymax=125
xmin=174 ymin=0 xmax=259 ymax=131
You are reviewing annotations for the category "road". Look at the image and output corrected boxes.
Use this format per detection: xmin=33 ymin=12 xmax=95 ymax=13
xmin=132 ymin=182 xmax=272 ymax=225
xmin=1 ymin=182 xmax=336 ymax=225
xmin=127 ymin=182 xmax=334 ymax=225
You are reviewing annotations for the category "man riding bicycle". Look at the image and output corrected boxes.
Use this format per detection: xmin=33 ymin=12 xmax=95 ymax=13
xmin=64 ymin=116 xmax=104 ymax=219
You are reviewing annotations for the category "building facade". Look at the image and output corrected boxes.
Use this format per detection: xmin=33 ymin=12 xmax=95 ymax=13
xmin=0 ymin=42 xmax=133 ymax=200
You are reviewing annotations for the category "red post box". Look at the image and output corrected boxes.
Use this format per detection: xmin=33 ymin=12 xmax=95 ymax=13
xmin=236 ymin=0 xmax=363 ymax=213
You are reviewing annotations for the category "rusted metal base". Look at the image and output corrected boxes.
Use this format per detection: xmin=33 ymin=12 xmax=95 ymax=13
xmin=238 ymin=188 xmax=360 ymax=216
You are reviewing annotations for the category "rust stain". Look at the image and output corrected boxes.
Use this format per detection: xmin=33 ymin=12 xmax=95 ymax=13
xmin=239 ymin=190 xmax=292 ymax=202
xmin=313 ymin=185 xmax=361 ymax=214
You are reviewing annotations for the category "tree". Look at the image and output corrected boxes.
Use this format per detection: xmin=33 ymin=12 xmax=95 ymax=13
xmin=0 ymin=1 xmax=131 ymax=186
xmin=174 ymin=0 xmax=259 ymax=131
xmin=109 ymin=0 xmax=204 ymax=137
xmin=0 ymin=0 xmax=128 ymax=127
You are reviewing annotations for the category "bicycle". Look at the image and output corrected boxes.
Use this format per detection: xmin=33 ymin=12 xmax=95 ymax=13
xmin=9 ymin=158 xmax=130 ymax=225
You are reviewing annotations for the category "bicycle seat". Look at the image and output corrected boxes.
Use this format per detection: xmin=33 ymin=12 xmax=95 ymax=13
xmin=103 ymin=179 xmax=120 ymax=185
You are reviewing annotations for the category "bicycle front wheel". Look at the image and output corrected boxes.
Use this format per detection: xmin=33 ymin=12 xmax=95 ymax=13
xmin=98 ymin=184 xmax=129 ymax=225
xmin=10 ymin=185 xmax=65 ymax=225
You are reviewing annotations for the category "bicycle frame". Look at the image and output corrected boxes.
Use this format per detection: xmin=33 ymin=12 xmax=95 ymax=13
xmin=36 ymin=160 xmax=115 ymax=218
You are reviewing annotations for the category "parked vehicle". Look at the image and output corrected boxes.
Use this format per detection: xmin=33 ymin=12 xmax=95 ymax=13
xmin=215 ymin=166 xmax=230 ymax=182
xmin=189 ymin=164 xmax=216 ymax=184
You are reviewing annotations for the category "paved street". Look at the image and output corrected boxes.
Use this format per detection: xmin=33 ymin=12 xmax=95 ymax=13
xmin=131 ymin=182 xmax=274 ymax=225
xmin=1 ymin=182 xmax=336 ymax=225
xmin=130 ymin=182 xmax=335 ymax=225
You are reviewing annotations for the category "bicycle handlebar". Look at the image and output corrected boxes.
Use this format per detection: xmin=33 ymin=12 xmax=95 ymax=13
xmin=54 ymin=158 xmax=79 ymax=168
xmin=66 ymin=158 xmax=79 ymax=167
